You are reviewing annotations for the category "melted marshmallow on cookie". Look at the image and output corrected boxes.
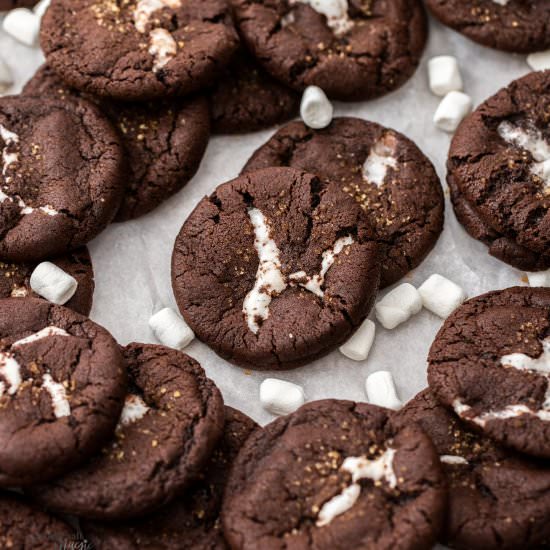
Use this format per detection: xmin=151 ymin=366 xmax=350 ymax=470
xmin=362 ymin=134 xmax=398 ymax=187
xmin=288 ymin=0 xmax=354 ymax=36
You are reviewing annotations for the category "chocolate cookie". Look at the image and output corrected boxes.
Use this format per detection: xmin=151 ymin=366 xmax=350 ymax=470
xmin=0 ymin=491 xmax=76 ymax=549
xmin=40 ymin=0 xmax=240 ymax=101
xmin=425 ymin=0 xmax=550 ymax=54
xmin=0 ymin=0 xmax=36 ymax=9
xmin=0 ymin=96 xmax=124 ymax=262
xmin=393 ymin=389 xmax=550 ymax=549
xmin=0 ymin=247 xmax=94 ymax=316
xmin=221 ymin=400 xmax=446 ymax=550
xmin=172 ymin=167 xmax=381 ymax=370
xmin=428 ymin=287 xmax=550 ymax=459
xmin=210 ymin=50 xmax=299 ymax=134
xmin=447 ymin=71 xmax=550 ymax=272
xmin=23 ymin=65 xmax=211 ymax=221
xmin=0 ymin=298 xmax=126 ymax=486
xmin=229 ymin=0 xmax=427 ymax=101
xmin=82 ymin=407 xmax=258 ymax=549
xmin=244 ymin=118 xmax=444 ymax=288
xmin=32 ymin=343 xmax=225 ymax=520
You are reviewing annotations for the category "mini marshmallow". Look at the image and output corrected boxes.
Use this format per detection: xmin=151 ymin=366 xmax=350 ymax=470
xmin=418 ymin=274 xmax=467 ymax=319
xmin=3 ymin=9 xmax=40 ymax=47
xmin=300 ymin=86 xmax=334 ymax=129
xmin=526 ymin=270 xmax=550 ymax=287
xmin=149 ymin=307 xmax=194 ymax=350
xmin=527 ymin=50 xmax=550 ymax=72
xmin=0 ymin=58 xmax=13 ymax=94
xmin=375 ymin=283 xmax=422 ymax=330
xmin=339 ymin=319 xmax=376 ymax=361
xmin=33 ymin=0 xmax=51 ymax=19
xmin=434 ymin=91 xmax=472 ymax=133
xmin=428 ymin=56 xmax=463 ymax=96
xmin=260 ymin=378 xmax=305 ymax=416
xmin=29 ymin=262 xmax=78 ymax=305
xmin=365 ymin=371 xmax=402 ymax=410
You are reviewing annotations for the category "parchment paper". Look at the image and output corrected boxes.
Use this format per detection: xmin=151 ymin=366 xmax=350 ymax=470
xmin=0 ymin=14 xmax=534 ymax=428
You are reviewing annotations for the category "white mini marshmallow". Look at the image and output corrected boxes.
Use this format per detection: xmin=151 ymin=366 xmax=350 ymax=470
xmin=29 ymin=262 xmax=78 ymax=305
xmin=260 ymin=378 xmax=305 ymax=416
xmin=526 ymin=270 xmax=550 ymax=287
xmin=339 ymin=319 xmax=375 ymax=361
xmin=375 ymin=283 xmax=422 ymax=330
xmin=0 ymin=58 xmax=13 ymax=94
xmin=527 ymin=50 xmax=550 ymax=72
xmin=418 ymin=274 xmax=467 ymax=319
xmin=3 ymin=9 xmax=40 ymax=47
xmin=149 ymin=308 xmax=194 ymax=350
xmin=300 ymin=86 xmax=333 ymax=129
xmin=428 ymin=56 xmax=463 ymax=96
xmin=434 ymin=91 xmax=472 ymax=133
xmin=365 ymin=371 xmax=402 ymax=410
xmin=33 ymin=0 xmax=51 ymax=19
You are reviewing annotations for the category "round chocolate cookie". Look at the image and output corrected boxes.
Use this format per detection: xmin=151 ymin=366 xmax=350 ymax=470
xmin=428 ymin=287 xmax=550 ymax=459
xmin=229 ymin=0 xmax=427 ymax=101
xmin=392 ymin=389 xmax=550 ymax=549
xmin=244 ymin=118 xmax=444 ymax=288
xmin=172 ymin=167 xmax=381 ymax=370
xmin=426 ymin=0 xmax=550 ymax=54
xmin=0 ymin=95 xmax=124 ymax=263
xmin=0 ymin=298 xmax=126 ymax=486
xmin=23 ymin=65 xmax=211 ymax=222
xmin=32 ymin=343 xmax=225 ymax=520
xmin=448 ymin=170 xmax=550 ymax=272
xmin=210 ymin=50 xmax=299 ymax=134
xmin=0 ymin=491 xmax=76 ymax=549
xmin=221 ymin=400 xmax=446 ymax=550
xmin=82 ymin=407 xmax=258 ymax=549
xmin=40 ymin=0 xmax=240 ymax=101
xmin=0 ymin=247 xmax=95 ymax=316
xmin=447 ymin=71 xmax=550 ymax=271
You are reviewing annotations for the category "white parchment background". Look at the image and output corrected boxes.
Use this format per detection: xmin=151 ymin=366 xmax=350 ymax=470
xmin=0 ymin=13 xmax=534 ymax=427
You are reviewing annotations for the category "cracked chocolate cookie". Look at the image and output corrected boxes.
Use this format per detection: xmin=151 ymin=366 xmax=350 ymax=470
xmin=23 ymin=65 xmax=211 ymax=221
xmin=428 ymin=287 xmax=550 ymax=459
xmin=0 ymin=247 xmax=94 ymax=316
xmin=229 ymin=0 xmax=427 ymax=101
xmin=0 ymin=298 xmax=126 ymax=486
xmin=447 ymin=70 xmax=550 ymax=272
xmin=221 ymin=399 xmax=446 ymax=550
xmin=172 ymin=167 xmax=381 ymax=370
xmin=392 ymin=389 xmax=550 ymax=549
xmin=0 ymin=491 xmax=76 ymax=549
xmin=82 ymin=406 xmax=258 ymax=549
xmin=0 ymin=95 xmax=124 ymax=262
xmin=243 ymin=118 xmax=444 ymax=288
xmin=210 ymin=50 xmax=299 ymax=134
xmin=425 ymin=0 xmax=550 ymax=53
xmin=32 ymin=343 xmax=225 ymax=520
xmin=40 ymin=0 xmax=240 ymax=101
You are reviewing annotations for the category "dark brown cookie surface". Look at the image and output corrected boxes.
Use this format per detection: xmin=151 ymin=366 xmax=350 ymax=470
xmin=426 ymin=0 xmax=550 ymax=53
xmin=0 ymin=247 xmax=95 ymax=316
xmin=210 ymin=50 xmax=299 ymax=134
xmin=40 ymin=0 xmax=239 ymax=101
xmin=0 ymin=96 xmax=124 ymax=262
xmin=392 ymin=389 xmax=550 ymax=549
xmin=23 ymin=64 xmax=210 ymax=222
xmin=32 ymin=343 xmax=225 ymax=520
xmin=172 ymin=167 xmax=381 ymax=370
xmin=0 ymin=0 xmax=36 ymax=8
xmin=448 ymin=71 xmax=550 ymax=270
xmin=428 ymin=287 xmax=550 ymax=459
xmin=221 ymin=400 xmax=446 ymax=550
xmin=0 ymin=491 xmax=76 ymax=549
xmin=230 ymin=0 xmax=427 ymax=101
xmin=244 ymin=118 xmax=444 ymax=288
xmin=0 ymin=298 xmax=126 ymax=486
xmin=82 ymin=407 xmax=257 ymax=550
